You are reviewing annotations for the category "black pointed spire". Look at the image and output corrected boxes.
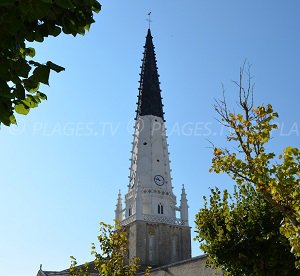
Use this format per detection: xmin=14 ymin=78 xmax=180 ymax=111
xmin=136 ymin=29 xmax=164 ymax=120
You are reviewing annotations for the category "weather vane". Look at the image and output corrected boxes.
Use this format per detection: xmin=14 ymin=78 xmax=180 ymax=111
xmin=147 ymin=12 xmax=152 ymax=29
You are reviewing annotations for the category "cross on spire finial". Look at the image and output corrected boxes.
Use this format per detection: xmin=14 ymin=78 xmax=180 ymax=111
xmin=147 ymin=12 xmax=152 ymax=29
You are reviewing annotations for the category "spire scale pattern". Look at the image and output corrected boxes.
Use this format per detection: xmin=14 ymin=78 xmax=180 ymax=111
xmin=137 ymin=29 xmax=164 ymax=120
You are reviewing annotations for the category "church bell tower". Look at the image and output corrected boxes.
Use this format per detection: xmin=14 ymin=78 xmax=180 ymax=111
xmin=115 ymin=29 xmax=191 ymax=268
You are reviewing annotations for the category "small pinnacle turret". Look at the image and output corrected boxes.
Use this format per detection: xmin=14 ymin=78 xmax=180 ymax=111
xmin=115 ymin=190 xmax=123 ymax=222
xmin=136 ymin=29 xmax=164 ymax=120
xmin=180 ymin=184 xmax=189 ymax=223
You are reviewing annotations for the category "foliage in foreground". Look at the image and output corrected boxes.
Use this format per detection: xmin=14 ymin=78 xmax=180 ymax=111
xmin=195 ymin=184 xmax=298 ymax=275
xmin=70 ymin=221 xmax=150 ymax=276
xmin=209 ymin=64 xmax=300 ymax=267
xmin=0 ymin=0 xmax=101 ymax=126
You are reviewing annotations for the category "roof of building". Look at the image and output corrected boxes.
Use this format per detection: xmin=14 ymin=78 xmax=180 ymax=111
xmin=37 ymin=255 xmax=212 ymax=276
xmin=138 ymin=255 xmax=208 ymax=274
xmin=37 ymin=262 xmax=98 ymax=276
xmin=136 ymin=29 xmax=164 ymax=120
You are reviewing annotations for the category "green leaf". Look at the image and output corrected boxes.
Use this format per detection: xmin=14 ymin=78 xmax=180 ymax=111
xmin=23 ymin=78 xmax=40 ymax=93
xmin=84 ymin=24 xmax=91 ymax=32
xmin=34 ymin=31 xmax=44 ymax=42
xmin=14 ymin=60 xmax=31 ymax=78
xmin=27 ymin=47 xmax=36 ymax=58
xmin=0 ymin=102 xmax=12 ymax=125
xmin=93 ymin=1 xmax=102 ymax=13
xmin=19 ymin=47 xmax=36 ymax=58
xmin=9 ymin=115 xmax=17 ymax=125
xmin=28 ymin=60 xmax=41 ymax=67
xmin=56 ymin=0 xmax=75 ymax=9
xmin=0 ymin=0 xmax=15 ymax=6
xmin=46 ymin=61 xmax=65 ymax=73
xmin=0 ymin=81 xmax=11 ymax=96
xmin=22 ymin=95 xmax=40 ymax=108
xmin=77 ymin=26 xmax=86 ymax=36
xmin=51 ymin=26 xmax=62 ymax=37
xmin=32 ymin=65 xmax=50 ymax=85
xmin=37 ymin=92 xmax=47 ymax=100
xmin=0 ymin=114 xmax=11 ymax=125
xmin=26 ymin=32 xmax=35 ymax=42
xmin=14 ymin=84 xmax=26 ymax=100
xmin=15 ymin=103 xmax=30 ymax=115
xmin=0 ymin=62 xmax=11 ymax=80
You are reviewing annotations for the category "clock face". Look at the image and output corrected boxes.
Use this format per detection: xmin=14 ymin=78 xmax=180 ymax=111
xmin=154 ymin=175 xmax=165 ymax=186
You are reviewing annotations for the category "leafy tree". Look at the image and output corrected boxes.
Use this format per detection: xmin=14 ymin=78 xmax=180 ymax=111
xmin=195 ymin=184 xmax=298 ymax=275
xmin=70 ymin=221 xmax=150 ymax=276
xmin=209 ymin=64 xmax=300 ymax=267
xmin=0 ymin=0 xmax=101 ymax=126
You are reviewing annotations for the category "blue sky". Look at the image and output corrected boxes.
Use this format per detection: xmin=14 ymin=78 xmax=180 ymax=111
xmin=1 ymin=1 xmax=300 ymax=275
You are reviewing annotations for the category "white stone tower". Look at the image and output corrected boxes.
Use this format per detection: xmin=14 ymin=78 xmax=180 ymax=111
xmin=115 ymin=29 xmax=191 ymax=268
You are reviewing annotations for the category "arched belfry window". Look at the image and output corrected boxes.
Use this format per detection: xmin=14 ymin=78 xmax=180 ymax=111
xmin=158 ymin=203 xmax=164 ymax=214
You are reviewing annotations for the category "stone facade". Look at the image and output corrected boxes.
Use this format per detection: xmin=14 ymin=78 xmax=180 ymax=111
xmin=126 ymin=221 xmax=191 ymax=267
xmin=139 ymin=255 xmax=223 ymax=276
